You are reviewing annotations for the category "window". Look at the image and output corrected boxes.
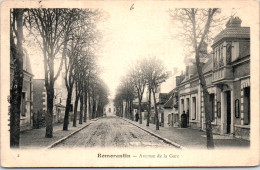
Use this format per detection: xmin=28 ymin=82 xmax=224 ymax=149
xmin=235 ymin=99 xmax=240 ymax=118
xmin=226 ymin=42 xmax=232 ymax=64
xmin=186 ymin=98 xmax=190 ymax=113
xmin=109 ymin=108 xmax=111 ymax=112
xmin=181 ymin=99 xmax=184 ymax=114
xmin=217 ymin=102 xmax=221 ymax=118
xmin=21 ymin=93 xmax=26 ymax=117
xmin=192 ymin=97 xmax=196 ymax=120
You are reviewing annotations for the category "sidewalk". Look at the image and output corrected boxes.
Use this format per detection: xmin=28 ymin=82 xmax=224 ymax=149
xmin=123 ymin=118 xmax=250 ymax=149
xmin=20 ymin=119 xmax=99 ymax=149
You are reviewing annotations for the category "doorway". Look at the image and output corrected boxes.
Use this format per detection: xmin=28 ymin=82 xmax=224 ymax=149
xmin=226 ymin=91 xmax=231 ymax=134
xmin=209 ymin=94 xmax=215 ymax=122
xmin=244 ymin=87 xmax=250 ymax=125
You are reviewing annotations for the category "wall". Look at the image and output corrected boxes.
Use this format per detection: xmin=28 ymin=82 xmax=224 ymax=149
xmin=33 ymin=79 xmax=45 ymax=113
xmin=233 ymin=61 xmax=250 ymax=78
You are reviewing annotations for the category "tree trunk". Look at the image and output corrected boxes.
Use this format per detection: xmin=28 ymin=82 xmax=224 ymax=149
xmin=130 ymin=100 xmax=133 ymax=120
xmin=152 ymin=89 xmax=159 ymax=130
xmin=146 ymin=87 xmax=151 ymax=127
xmin=202 ymin=83 xmax=214 ymax=148
xmin=10 ymin=9 xmax=24 ymax=148
xmin=92 ymin=96 xmax=96 ymax=119
xmin=126 ymin=101 xmax=129 ymax=119
xmin=88 ymin=94 xmax=92 ymax=119
xmin=63 ymin=89 xmax=72 ymax=130
xmin=130 ymin=101 xmax=132 ymax=120
xmin=83 ymin=92 xmax=88 ymax=122
xmin=191 ymin=8 xmax=215 ymax=149
xmin=45 ymin=86 xmax=54 ymax=138
xmin=121 ymin=101 xmax=123 ymax=117
xmin=138 ymin=100 xmax=142 ymax=124
xmin=73 ymin=94 xmax=80 ymax=127
xmin=195 ymin=48 xmax=214 ymax=148
xmin=194 ymin=45 xmax=214 ymax=149
xmin=79 ymin=94 xmax=83 ymax=124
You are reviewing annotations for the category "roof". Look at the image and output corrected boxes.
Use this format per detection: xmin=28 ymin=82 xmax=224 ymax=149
xmin=158 ymin=93 xmax=169 ymax=104
xmin=181 ymin=54 xmax=213 ymax=83
xmin=55 ymin=103 xmax=66 ymax=108
xmin=213 ymin=17 xmax=250 ymax=46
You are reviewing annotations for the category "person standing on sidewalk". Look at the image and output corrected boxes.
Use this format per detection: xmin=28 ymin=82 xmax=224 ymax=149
xmin=135 ymin=113 xmax=139 ymax=122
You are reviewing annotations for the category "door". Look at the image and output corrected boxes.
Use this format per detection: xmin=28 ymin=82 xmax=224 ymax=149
xmin=226 ymin=91 xmax=231 ymax=134
xmin=209 ymin=94 xmax=215 ymax=121
xmin=244 ymin=87 xmax=250 ymax=125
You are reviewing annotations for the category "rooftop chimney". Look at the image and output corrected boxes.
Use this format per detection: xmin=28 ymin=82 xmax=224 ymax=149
xmin=226 ymin=16 xmax=242 ymax=28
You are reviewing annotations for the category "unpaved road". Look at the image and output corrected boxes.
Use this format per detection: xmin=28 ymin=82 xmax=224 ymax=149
xmin=54 ymin=116 xmax=174 ymax=148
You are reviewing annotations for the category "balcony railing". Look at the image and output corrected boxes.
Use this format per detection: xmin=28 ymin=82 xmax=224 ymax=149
xmin=212 ymin=66 xmax=233 ymax=83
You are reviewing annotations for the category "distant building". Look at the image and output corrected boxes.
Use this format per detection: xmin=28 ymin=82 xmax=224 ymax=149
xmin=32 ymin=79 xmax=67 ymax=126
xmin=163 ymin=88 xmax=179 ymax=127
xmin=104 ymin=100 xmax=116 ymax=117
xmin=10 ymin=50 xmax=33 ymax=131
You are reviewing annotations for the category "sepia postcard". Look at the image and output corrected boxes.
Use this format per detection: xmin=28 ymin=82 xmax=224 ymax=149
xmin=0 ymin=0 xmax=259 ymax=167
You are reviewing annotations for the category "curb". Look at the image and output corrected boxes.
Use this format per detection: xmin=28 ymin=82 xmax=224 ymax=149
xmin=45 ymin=117 xmax=102 ymax=149
xmin=121 ymin=118 xmax=184 ymax=149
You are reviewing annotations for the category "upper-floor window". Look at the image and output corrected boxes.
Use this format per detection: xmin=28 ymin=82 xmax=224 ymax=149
xmin=226 ymin=41 xmax=232 ymax=65
xmin=213 ymin=41 xmax=239 ymax=69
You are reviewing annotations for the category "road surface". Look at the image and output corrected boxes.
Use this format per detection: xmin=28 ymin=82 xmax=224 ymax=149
xmin=54 ymin=116 xmax=174 ymax=148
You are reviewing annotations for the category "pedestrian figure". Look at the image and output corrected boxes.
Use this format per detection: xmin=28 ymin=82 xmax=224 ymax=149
xmin=135 ymin=113 xmax=139 ymax=122
xmin=181 ymin=111 xmax=187 ymax=128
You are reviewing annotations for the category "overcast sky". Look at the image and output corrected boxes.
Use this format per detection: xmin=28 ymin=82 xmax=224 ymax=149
xmin=28 ymin=6 xmax=250 ymax=99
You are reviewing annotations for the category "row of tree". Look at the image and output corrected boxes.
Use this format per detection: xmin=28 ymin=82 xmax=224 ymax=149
xmin=10 ymin=8 xmax=109 ymax=147
xmin=114 ymin=57 xmax=168 ymax=130
xmin=115 ymin=8 xmax=224 ymax=149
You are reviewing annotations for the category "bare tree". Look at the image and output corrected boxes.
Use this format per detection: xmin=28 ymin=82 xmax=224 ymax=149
xmin=169 ymin=8 xmax=224 ymax=148
xmin=10 ymin=9 xmax=25 ymax=147
xmin=24 ymin=9 xmax=80 ymax=137
xmin=62 ymin=9 xmax=101 ymax=129
xmin=95 ymin=79 xmax=109 ymax=117
xmin=114 ymin=76 xmax=135 ymax=119
xmin=142 ymin=56 xmax=168 ymax=130
xmin=129 ymin=60 xmax=146 ymax=124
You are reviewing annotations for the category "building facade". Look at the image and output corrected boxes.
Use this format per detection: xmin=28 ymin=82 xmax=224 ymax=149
xmin=163 ymin=89 xmax=179 ymax=127
xmin=104 ymin=100 xmax=116 ymax=117
xmin=33 ymin=79 xmax=67 ymax=125
xmin=10 ymin=50 xmax=34 ymax=131
xmin=176 ymin=17 xmax=250 ymax=140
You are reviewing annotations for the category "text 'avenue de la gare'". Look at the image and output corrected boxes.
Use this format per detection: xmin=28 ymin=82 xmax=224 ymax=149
xmin=97 ymin=153 xmax=179 ymax=158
